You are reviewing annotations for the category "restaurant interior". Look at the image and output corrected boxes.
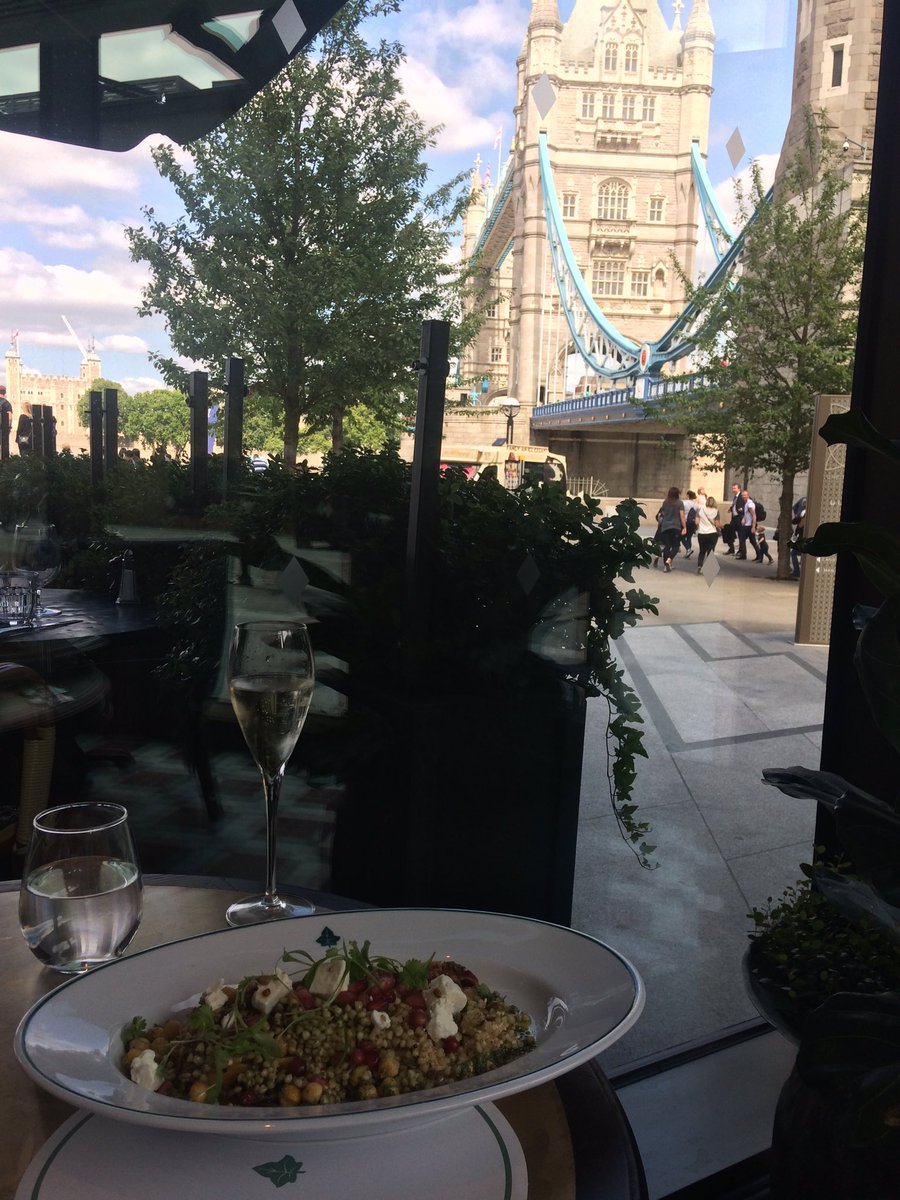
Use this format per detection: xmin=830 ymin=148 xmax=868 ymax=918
xmin=1 ymin=3 xmax=899 ymax=1199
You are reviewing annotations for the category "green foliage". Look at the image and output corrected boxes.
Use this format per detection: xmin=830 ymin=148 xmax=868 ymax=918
xmin=654 ymin=112 xmax=867 ymax=578
xmin=748 ymin=867 xmax=900 ymax=1025
xmin=126 ymin=0 xmax=477 ymax=463
xmin=121 ymin=388 xmax=191 ymax=455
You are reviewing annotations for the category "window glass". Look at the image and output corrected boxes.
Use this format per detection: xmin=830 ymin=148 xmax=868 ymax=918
xmin=631 ymin=269 xmax=649 ymax=297
xmin=581 ymin=92 xmax=595 ymax=118
xmin=598 ymin=181 xmax=629 ymax=220
xmin=624 ymin=44 xmax=639 ymax=73
xmin=604 ymin=42 xmax=618 ymax=72
xmin=602 ymin=93 xmax=616 ymax=120
xmin=562 ymin=193 xmax=577 ymax=219
xmin=648 ymin=196 xmax=664 ymax=222
xmin=622 ymin=95 xmax=636 ymax=121
xmin=592 ymin=259 xmax=625 ymax=296
xmin=642 ymin=95 xmax=655 ymax=122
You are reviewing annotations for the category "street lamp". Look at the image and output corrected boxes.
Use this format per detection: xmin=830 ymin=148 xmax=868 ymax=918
xmin=840 ymin=134 xmax=869 ymax=161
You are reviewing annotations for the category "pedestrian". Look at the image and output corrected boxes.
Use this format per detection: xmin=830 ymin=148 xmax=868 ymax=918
xmin=680 ymin=490 xmax=699 ymax=558
xmin=737 ymin=490 xmax=759 ymax=561
xmin=694 ymin=494 xmax=722 ymax=572
xmin=15 ymin=401 xmax=33 ymax=455
xmin=724 ymin=483 xmax=743 ymax=554
xmin=790 ymin=497 xmax=806 ymax=579
xmin=754 ymin=525 xmax=774 ymax=564
xmin=655 ymin=486 xmax=686 ymax=572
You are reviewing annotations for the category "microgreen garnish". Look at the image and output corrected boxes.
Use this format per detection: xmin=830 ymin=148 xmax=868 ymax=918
xmin=122 ymin=1016 xmax=147 ymax=1044
xmin=281 ymin=939 xmax=434 ymax=989
xmin=316 ymin=926 xmax=341 ymax=948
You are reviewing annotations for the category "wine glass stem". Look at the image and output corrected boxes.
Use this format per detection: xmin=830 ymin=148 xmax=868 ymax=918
xmin=261 ymin=768 xmax=285 ymax=903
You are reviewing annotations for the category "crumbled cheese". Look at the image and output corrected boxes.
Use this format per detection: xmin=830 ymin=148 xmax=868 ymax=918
xmin=370 ymin=1009 xmax=391 ymax=1030
xmin=424 ymin=973 xmax=468 ymax=1042
xmin=426 ymin=1002 xmax=459 ymax=1042
xmin=202 ymin=980 xmax=232 ymax=1012
xmin=309 ymin=958 xmax=349 ymax=1001
xmin=130 ymin=1049 xmax=163 ymax=1092
xmin=426 ymin=973 xmax=467 ymax=1013
xmin=252 ymin=972 xmax=293 ymax=1015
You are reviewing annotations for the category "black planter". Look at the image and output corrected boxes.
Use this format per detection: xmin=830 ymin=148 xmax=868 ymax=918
xmin=331 ymin=680 xmax=587 ymax=925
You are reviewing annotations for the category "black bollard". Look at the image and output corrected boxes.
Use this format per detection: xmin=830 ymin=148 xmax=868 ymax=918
xmin=187 ymin=370 xmax=209 ymax=509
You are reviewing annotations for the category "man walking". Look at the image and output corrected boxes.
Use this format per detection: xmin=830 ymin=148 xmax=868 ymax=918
xmin=725 ymin=483 xmax=743 ymax=555
xmin=738 ymin=490 xmax=759 ymax=561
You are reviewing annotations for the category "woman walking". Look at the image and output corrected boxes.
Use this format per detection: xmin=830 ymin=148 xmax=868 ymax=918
xmin=695 ymin=494 xmax=722 ymax=572
xmin=15 ymin=401 xmax=33 ymax=455
xmin=656 ymin=487 xmax=686 ymax=572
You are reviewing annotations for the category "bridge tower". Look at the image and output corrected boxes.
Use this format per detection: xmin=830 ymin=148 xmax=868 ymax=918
xmin=459 ymin=0 xmax=715 ymax=455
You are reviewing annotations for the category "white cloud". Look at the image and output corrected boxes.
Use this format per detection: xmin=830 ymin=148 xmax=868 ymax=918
xmin=399 ymin=59 xmax=505 ymax=152
xmin=100 ymin=334 xmax=151 ymax=354
xmin=0 ymin=132 xmax=144 ymax=195
xmin=121 ymin=374 xmax=166 ymax=394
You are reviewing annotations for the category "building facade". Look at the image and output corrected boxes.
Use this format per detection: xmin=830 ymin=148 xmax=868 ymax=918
xmin=4 ymin=336 xmax=101 ymax=453
xmin=458 ymin=0 xmax=714 ymax=422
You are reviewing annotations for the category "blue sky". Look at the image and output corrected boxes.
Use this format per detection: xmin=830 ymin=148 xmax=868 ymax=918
xmin=0 ymin=0 xmax=797 ymax=396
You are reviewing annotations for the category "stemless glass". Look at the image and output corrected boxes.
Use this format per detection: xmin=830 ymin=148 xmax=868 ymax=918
xmin=19 ymin=802 xmax=143 ymax=973
xmin=12 ymin=522 xmax=61 ymax=618
xmin=226 ymin=620 xmax=316 ymax=926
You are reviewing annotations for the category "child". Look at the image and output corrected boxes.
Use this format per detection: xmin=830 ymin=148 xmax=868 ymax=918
xmin=754 ymin=526 xmax=774 ymax=564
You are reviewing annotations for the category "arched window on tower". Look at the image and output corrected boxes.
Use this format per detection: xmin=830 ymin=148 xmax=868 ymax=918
xmin=624 ymin=44 xmax=639 ymax=73
xmin=653 ymin=265 xmax=666 ymax=298
xmin=597 ymin=181 xmax=630 ymax=221
xmin=604 ymin=41 xmax=618 ymax=72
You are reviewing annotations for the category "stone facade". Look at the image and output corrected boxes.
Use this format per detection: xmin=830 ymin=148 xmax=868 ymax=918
xmin=458 ymin=0 xmax=714 ymax=426
xmin=4 ymin=339 xmax=101 ymax=453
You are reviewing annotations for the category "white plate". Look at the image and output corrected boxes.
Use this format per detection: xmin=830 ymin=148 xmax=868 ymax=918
xmin=16 ymin=1105 xmax=527 ymax=1200
xmin=15 ymin=908 xmax=643 ymax=1141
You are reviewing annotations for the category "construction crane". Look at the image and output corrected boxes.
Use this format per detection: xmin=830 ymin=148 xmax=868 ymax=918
xmin=61 ymin=315 xmax=90 ymax=360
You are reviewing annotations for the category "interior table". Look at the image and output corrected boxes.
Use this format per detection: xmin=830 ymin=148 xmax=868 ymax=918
xmin=0 ymin=877 xmax=648 ymax=1200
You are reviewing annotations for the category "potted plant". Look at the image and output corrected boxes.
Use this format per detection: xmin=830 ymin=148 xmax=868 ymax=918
xmin=176 ymin=447 xmax=659 ymax=920
xmin=746 ymin=409 xmax=900 ymax=1196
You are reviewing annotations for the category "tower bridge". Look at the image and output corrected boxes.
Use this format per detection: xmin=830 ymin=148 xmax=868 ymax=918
xmin=456 ymin=0 xmax=720 ymax=496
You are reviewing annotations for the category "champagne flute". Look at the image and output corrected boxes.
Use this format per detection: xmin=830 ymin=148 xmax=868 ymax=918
xmin=226 ymin=621 xmax=315 ymax=925
xmin=12 ymin=522 xmax=61 ymax=618
xmin=19 ymin=802 xmax=142 ymax=973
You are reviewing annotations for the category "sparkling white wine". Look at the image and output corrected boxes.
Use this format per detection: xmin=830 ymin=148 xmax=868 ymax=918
xmin=20 ymin=856 xmax=142 ymax=973
xmin=229 ymin=673 xmax=314 ymax=776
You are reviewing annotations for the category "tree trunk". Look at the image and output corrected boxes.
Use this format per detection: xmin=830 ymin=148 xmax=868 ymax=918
xmin=283 ymin=394 xmax=301 ymax=467
xmin=331 ymin=404 xmax=345 ymax=454
xmin=776 ymin=471 xmax=796 ymax=581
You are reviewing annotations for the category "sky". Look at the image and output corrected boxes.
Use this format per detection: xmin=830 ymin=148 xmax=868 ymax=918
xmin=0 ymin=0 xmax=798 ymax=396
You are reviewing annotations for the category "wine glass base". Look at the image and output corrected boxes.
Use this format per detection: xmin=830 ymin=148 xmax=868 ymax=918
xmin=225 ymin=893 xmax=315 ymax=926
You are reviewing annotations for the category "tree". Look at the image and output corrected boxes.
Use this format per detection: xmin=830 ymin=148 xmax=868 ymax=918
xmin=126 ymin=0 xmax=477 ymax=465
xmin=653 ymin=115 xmax=867 ymax=578
xmin=123 ymin=389 xmax=191 ymax=456
xmin=77 ymin=378 xmax=129 ymax=429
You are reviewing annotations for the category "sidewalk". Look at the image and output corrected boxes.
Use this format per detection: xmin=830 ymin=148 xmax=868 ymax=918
xmin=575 ymin=537 xmax=825 ymax=1070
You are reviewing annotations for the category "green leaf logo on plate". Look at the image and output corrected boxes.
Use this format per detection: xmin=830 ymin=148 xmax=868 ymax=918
xmin=252 ymin=1155 xmax=306 ymax=1187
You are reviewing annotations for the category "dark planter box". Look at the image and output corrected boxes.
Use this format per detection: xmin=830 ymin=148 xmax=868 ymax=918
xmin=331 ymin=680 xmax=587 ymax=925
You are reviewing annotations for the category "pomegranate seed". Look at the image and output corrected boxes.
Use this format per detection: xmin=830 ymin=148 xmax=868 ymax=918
xmin=442 ymin=1036 xmax=460 ymax=1053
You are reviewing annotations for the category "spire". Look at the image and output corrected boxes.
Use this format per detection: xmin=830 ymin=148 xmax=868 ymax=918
xmin=685 ymin=0 xmax=714 ymax=38
xmin=529 ymin=0 xmax=561 ymax=31
xmin=672 ymin=0 xmax=684 ymax=31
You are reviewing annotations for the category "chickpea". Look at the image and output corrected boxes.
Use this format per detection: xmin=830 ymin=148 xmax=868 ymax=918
xmin=122 ymin=1046 xmax=147 ymax=1067
xmin=279 ymin=1083 xmax=302 ymax=1106
xmin=378 ymin=1052 xmax=400 ymax=1079
xmin=128 ymin=1037 xmax=150 ymax=1053
xmin=150 ymin=1037 xmax=169 ymax=1056
xmin=358 ymin=1084 xmax=378 ymax=1100
xmin=302 ymin=1081 xmax=324 ymax=1104
xmin=349 ymin=1065 xmax=371 ymax=1087
xmin=162 ymin=1019 xmax=182 ymax=1040
xmin=189 ymin=1081 xmax=209 ymax=1103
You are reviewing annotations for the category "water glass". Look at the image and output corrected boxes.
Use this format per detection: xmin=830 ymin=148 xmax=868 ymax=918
xmin=19 ymin=803 xmax=143 ymax=973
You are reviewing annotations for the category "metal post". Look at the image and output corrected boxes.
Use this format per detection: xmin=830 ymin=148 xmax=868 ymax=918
xmin=404 ymin=320 xmax=450 ymax=649
xmin=31 ymin=405 xmax=46 ymax=458
xmin=223 ymin=355 xmax=245 ymax=494
xmin=187 ymin=370 xmax=209 ymax=508
xmin=0 ymin=392 xmax=11 ymax=461
xmin=403 ymin=319 xmax=450 ymax=905
xmin=89 ymin=391 xmax=103 ymax=485
xmin=103 ymin=388 xmax=118 ymax=473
